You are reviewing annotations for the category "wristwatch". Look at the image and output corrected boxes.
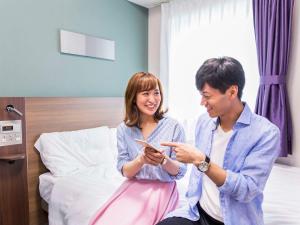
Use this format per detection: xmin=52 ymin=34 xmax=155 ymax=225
xmin=160 ymin=155 xmax=168 ymax=165
xmin=197 ymin=155 xmax=211 ymax=172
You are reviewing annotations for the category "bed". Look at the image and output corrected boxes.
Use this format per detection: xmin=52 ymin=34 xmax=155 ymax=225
xmin=41 ymin=166 xmax=300 ymax=225
xmin=26 ymin=98 xmax=300 ymax=225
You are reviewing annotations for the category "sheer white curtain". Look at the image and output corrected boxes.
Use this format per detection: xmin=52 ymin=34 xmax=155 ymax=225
xmin=160 ymin=0 xmax=259 ymax=142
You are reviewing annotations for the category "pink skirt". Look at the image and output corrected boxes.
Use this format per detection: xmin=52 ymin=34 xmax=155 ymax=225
xmin=89 ymin=179 xmax=179 ymax=225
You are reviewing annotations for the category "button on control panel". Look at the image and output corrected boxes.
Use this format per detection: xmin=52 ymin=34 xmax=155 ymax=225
xmin=0 ymin=120 xmax=22 ymax=147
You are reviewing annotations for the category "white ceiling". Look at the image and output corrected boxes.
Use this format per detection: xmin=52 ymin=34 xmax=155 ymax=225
xmin=128 ymin=0 xmax=169 ymax=8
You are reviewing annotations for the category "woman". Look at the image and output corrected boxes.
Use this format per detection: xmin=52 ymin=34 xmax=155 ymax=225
xmin=90 ymin=72 xmax=187 ymax=225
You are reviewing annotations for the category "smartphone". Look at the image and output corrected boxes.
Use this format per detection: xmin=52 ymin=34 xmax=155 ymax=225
xmin=135 ymin=139 xmax=162 ymax=153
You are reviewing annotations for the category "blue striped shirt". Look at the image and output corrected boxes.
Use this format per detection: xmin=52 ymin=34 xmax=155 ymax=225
xmin=167 ymin=103 xmax=280 ymax=225
xmin=117 ymin=117 xmax=187 ymax=181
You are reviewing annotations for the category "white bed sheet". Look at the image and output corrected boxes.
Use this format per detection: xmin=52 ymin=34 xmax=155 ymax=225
xmin=40 ymin=163 xmax=300 ymax=225
xmin=263 ymin=163 xmax=300 ymax=225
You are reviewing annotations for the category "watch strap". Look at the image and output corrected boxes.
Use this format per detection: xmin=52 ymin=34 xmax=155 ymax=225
xmin=205 ymin=155 xmax=211 ymax=164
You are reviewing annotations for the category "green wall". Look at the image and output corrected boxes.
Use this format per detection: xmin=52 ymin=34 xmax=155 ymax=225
xmin=0 ymin=0 xmax=148 ymax=96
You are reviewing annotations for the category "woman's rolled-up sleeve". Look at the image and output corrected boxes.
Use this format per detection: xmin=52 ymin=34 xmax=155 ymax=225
xmin=116 ymin=124 xmax=131 ymax=175
xmin=169 ymin=123 xmax=187 ymax=180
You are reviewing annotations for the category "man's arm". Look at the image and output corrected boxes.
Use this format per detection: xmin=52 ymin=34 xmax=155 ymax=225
xmin=161 ymin=142 xmax=226 ymax=186
xmin=162 ymin=126 xmax=280 ymax=203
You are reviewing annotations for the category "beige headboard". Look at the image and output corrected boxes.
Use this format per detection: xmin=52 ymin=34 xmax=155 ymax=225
xmin=25 ymin=97 xmax=124 ymax=225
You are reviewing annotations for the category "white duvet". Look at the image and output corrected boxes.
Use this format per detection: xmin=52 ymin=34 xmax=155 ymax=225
xmin=47 ymin=165 xmax=125 ymax=225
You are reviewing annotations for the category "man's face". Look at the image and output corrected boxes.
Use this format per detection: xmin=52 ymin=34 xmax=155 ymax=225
xmin=200 ymin=83 xmax=235 ymax=118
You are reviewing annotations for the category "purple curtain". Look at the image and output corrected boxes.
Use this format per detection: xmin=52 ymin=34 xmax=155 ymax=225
xmin=252 ymin=0 xmax=294 ymax=157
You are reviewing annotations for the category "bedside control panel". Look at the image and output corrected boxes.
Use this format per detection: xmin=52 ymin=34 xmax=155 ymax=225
xmin=0 ymin=120 xmax=22 ymax=147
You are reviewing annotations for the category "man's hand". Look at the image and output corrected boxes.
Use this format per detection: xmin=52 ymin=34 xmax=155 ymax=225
xmin=161 ymin=142 xmax=204 ymax=164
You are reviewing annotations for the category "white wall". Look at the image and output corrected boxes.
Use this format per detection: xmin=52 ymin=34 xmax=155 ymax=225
xmin=149 ymin=2 xmax=300 ymax=167
xmin=148 ymin=6 xmax=161 ymax=76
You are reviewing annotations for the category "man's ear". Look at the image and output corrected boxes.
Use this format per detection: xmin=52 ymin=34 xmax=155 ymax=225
xmin=228 ymin=85 xmax=238 ymax=98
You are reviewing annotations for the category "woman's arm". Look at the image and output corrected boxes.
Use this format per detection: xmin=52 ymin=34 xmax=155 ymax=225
xmin=163 ymin=122 xmax=187 ymax=179
xmin=143 ymin=148 xmax=179 ymax=176
xmin=161 ymin=155 xmax=180 ymax=176
xmin=121 ymin=154 xmax=145 ymax=179
xmin=122 ymin=149 xmax=166 ymax=178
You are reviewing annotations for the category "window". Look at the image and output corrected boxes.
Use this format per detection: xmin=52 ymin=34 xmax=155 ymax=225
xmin=164 ymin=0 xmax=259 ymax=139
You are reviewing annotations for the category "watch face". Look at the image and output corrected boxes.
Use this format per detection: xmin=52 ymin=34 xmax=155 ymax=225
xmin=198 ymin=161 xmax=209 ymax=172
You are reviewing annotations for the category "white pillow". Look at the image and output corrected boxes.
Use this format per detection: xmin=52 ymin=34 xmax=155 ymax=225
xmin=34 ymin=126 xmax=114 ymax=176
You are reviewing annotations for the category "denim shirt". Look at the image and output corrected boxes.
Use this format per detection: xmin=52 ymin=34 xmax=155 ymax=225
xmin=117 ymin=117 xmax=187 ymax=181
xmin=167 ymin=104 xmax=280 ymax=225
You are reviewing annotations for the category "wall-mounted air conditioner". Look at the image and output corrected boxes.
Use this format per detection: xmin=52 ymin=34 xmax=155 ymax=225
xmin=128 ymin=0 xmax=169 ymax=8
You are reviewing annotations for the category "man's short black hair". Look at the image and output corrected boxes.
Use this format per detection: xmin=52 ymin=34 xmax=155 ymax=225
xmin=195 ymin=56 xmax=245 ymax=99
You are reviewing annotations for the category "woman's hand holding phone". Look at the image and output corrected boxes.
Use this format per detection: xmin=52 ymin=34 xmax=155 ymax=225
xmin=135 ymin=139 xmax=165 ymax=166
xmin=143 ymin=147 xmax=165 ymax=166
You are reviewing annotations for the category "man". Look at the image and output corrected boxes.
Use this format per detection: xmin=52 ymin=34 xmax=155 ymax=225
xmin=157 ymin=57 xmax=280 ymax=225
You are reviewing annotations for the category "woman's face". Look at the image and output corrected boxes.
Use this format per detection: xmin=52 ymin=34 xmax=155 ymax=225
xmin=135 ymin=83 xmax=161 ymax=117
